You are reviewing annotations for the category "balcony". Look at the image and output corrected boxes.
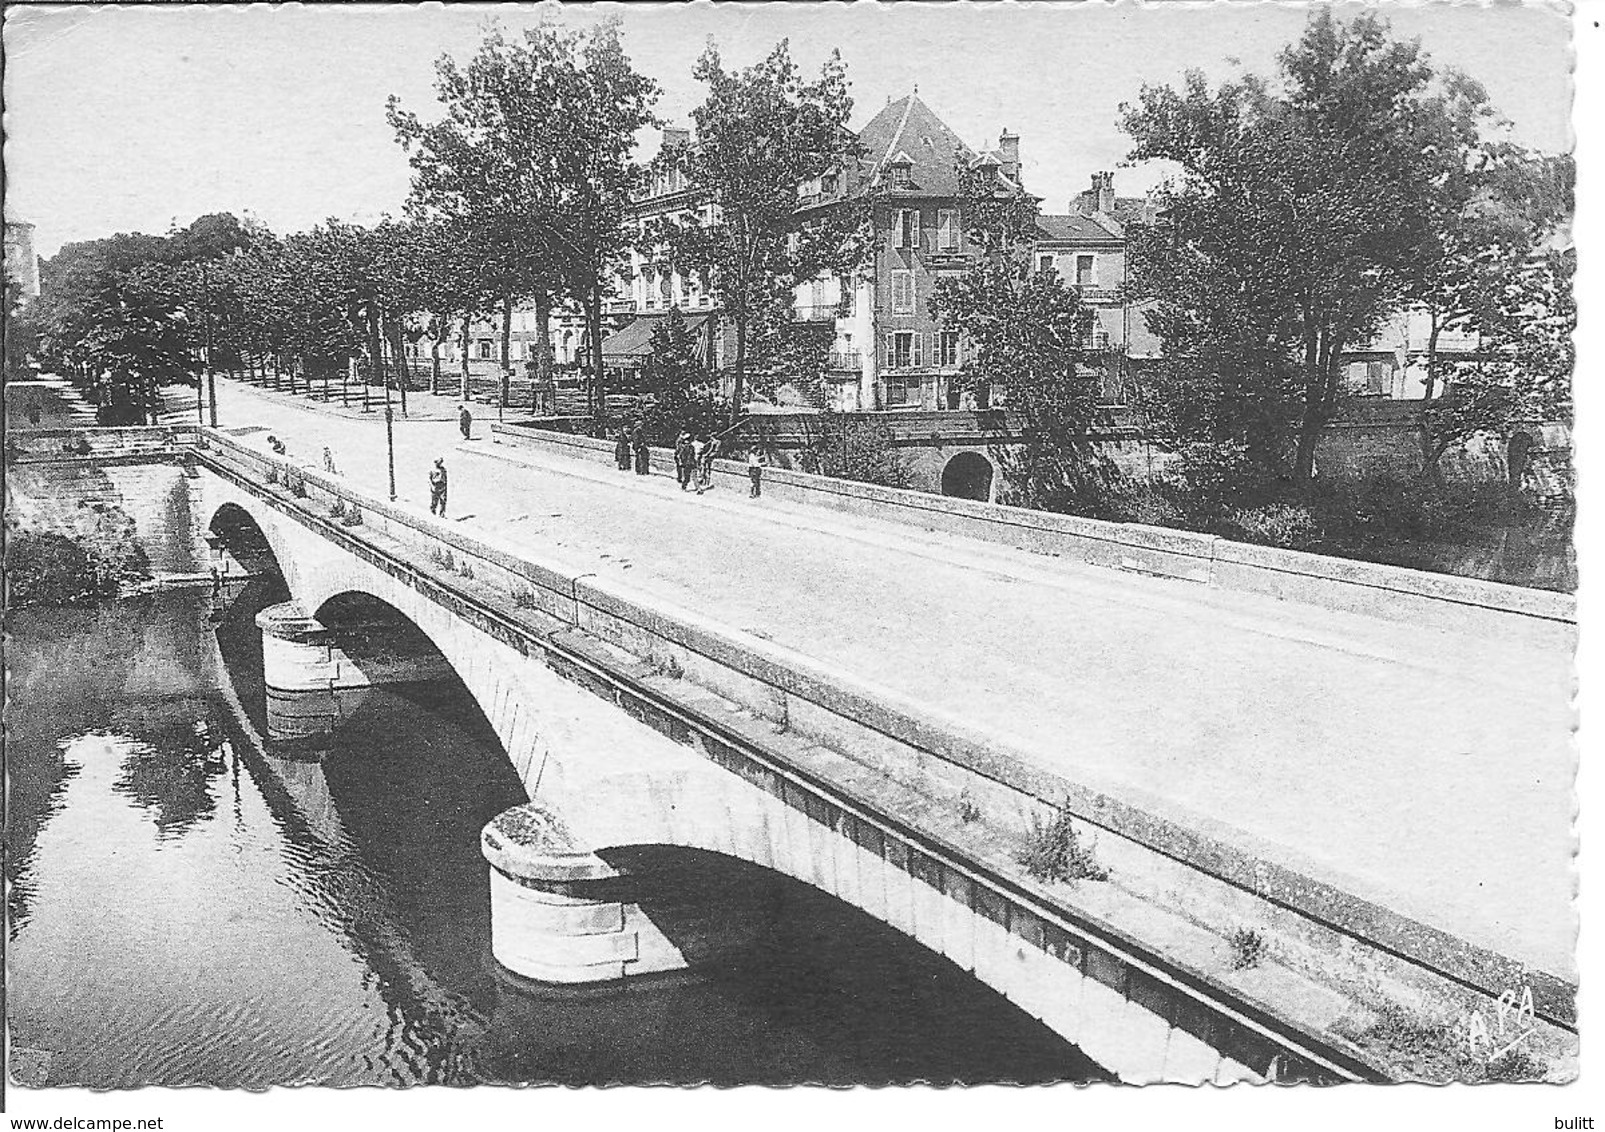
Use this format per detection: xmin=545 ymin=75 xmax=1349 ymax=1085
xmin=1074 ymin=286 xmax=1120 ymax=305
xmin=795 ymin=302 xmax=850 ymax=322
xmin=603 ymin=298 xmax=635 ymax=316
xmin=826 ymin=350 xmax=862 ymax=372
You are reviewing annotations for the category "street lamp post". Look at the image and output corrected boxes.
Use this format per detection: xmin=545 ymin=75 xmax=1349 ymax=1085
xmin=383 ymin=362 xmax=397 ymax=502
xmin=202 ymin=261 xmax=218 ymax=428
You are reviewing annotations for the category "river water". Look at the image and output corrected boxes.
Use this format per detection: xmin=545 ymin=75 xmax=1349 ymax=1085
xmin=6 ymin=586 xmax=1102 ymax=1088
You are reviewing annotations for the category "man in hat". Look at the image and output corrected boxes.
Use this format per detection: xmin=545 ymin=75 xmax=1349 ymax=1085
xmin=429 ymin=457 xmax=449 ymax=517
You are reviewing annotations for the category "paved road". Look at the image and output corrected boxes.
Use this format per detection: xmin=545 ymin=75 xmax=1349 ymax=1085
xmin=187 ymin=378 xmax=1576 ymax=980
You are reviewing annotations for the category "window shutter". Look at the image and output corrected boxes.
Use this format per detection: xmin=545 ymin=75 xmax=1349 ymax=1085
xmin=912 ymin=331 xmax=924 ymax=369
xmin=884 ymin=331 xmax=894 ymax=370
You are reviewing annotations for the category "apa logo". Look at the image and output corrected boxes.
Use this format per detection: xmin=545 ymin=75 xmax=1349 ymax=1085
xmin=1459 ymin=984 xmax=1538 ymax=1061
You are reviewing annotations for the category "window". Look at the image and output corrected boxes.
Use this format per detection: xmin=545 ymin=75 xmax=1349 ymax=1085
xmin=885 ymin=375 xmax=921 ymax=406
xmin=891 ymin=164 xmax=912 ymax=188
xmin=822 ymin=172 xmax=839 ymax=196
xmin=939 ymin=330 xmax=960 ymax=368
xmin=937 ymin=209 xmax=959 ymax=251
xmin=659 ymin=272 xmax=671 ymax=305
xmin=477 ymin=340 xmax=494 ymax=360
xmin=890 ymin=331 xmax=914 ymax=369
xmin=895 ymin=209 xmax=919 ymax=250
xmin=1038 ymin=254 xmax=1056 ymax=274
xmin=891 ymin=270 xmax=916 ymax=314
xmin=643 ymin=267 xmax=657 ymax=308
xmin=1076 ymin=255 xmax=1095 ymax=287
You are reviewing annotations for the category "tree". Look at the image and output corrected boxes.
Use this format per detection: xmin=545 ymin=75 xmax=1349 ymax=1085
xmin=931 ymin=168 xmax=1104 ymax=513
xmin=653 ymin=40 xmax=863 ymax=424
xmin=1122 ymin=9 xmax=1496 ymax=482
xmin=638 ymin=306 xmax=724 ymax=444
xmin=1408 ymin=149 xmax=1573 ymax=479
xmin=4 ymin=273 xmax=37 ymax=380
xmin=1425 ymin=244 xmax=1573 ymax=488
xmin=389 ymin=18 xmax=657 ymax=417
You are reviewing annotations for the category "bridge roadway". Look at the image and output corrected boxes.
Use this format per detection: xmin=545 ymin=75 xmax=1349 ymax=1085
xmin=199 ymin=380 xmax=1574 ymax=986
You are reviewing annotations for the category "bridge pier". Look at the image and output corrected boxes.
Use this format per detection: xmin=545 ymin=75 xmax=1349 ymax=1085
xmin=481 ymin=802 xmax=761 ymax=985
xmin=256 ymin=600 xmax=455 ymax=749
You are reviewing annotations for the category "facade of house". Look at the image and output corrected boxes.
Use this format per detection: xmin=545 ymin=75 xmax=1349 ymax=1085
xmin=5 ymin=212 xmax=41 ymax=305
xmin=831 ymin=95 xmax=1024 ymax=413
xmin=609 ymin=96 xmax=1027 ymax=414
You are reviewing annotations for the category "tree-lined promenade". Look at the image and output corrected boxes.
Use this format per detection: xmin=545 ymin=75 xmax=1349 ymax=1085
xmin=6 ymin=8 xmax=1574 ymax=587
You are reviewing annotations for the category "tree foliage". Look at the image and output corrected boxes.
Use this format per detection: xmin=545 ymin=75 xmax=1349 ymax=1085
xmin=931 ymin=167 xmax=1104 ymax=513
xmin=1122 ymin=9 xmax=1511 ymax=481
xmin=389 ymin=18 xmax=657 ymax=413
xmin=638 ymin=306 xmax=724 ymax=443
xmin=651 ymin=40 xmax=865 ymax=422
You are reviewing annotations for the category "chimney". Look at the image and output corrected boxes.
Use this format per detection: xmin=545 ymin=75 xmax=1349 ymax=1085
xmin=1097 ymin=171 xmax=1115 ymax=215
xmin=999 ymin=129 xmax=1021 ymax=181
xmin=661 ymin=125 xmax=690 ymax=151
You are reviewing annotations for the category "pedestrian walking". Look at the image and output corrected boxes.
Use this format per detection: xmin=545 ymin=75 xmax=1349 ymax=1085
xmin=698 ymin=433 xmax=721 ymax=492
xmin=614 ymin=429 xmax=631 ymax=472
xmin=747 ymin=445 xmax=764 ymax=498
xmin=691 ymin=435 xmax=709 ymax=494
xmin=323 ymin=446 xmax=338 ymax=475
xmin=428 ymin=457 xmax=449 ymax=517
xmin=459 ymin=403 xmax=473 ymax=441
xmin=674 ymin=432 xmax=695 ymax=491
xmin=632 ymin=427 xmax=650 ymax=476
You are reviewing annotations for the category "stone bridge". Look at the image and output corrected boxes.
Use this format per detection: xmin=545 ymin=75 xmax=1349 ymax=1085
xmin=17 ymin=424 xmax=1573 ymax=1084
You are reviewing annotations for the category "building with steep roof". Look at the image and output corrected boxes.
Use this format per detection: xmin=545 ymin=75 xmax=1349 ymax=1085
xmin=4 ymin=211 xmax=41 ymax=306
xmin=609 ymin=93 xmax=1029 ymax=413
xmin=807 ymin=92 xmax=1026 ymax=411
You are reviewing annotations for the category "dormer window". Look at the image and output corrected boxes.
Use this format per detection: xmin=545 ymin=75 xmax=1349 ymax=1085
xmin=888 ymin=151 xmax=914 ymax=189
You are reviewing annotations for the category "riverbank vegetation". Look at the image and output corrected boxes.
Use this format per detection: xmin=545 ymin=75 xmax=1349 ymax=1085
xmin=5 ymin=504 xmax=152 ymax=607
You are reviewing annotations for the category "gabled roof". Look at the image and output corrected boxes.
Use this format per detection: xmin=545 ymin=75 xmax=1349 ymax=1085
xmin=1037 ymin=214 xmax=1120 ymax=243
xmin=856 ymin=94 xmax=978 ymax=197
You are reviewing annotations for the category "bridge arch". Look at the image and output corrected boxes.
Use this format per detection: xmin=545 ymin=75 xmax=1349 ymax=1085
xmin=207 ymin=501 xmax=297 ymax=590
xmin=940 ymin=451 xmax=994 ymax=502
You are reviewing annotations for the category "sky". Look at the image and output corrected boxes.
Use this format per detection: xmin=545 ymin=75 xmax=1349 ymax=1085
xmin=1 ymin=0 xmax=1579 ymax=260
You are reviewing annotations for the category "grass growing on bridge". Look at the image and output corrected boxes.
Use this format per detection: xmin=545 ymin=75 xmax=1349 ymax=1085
xmin=1228 ymin=927 xmax=1269 ymax=970
xmin=1337 ymin=998 xmax=1552 ymax=1083
xmin=1017 ymin=805 xmax=1109 ymax=884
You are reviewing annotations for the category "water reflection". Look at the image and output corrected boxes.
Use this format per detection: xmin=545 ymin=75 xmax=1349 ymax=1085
xmin=7 ymin=586 xmax=1103 ymax=1088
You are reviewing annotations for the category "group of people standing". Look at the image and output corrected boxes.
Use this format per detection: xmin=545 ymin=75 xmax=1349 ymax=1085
xmin=612 ymin=426 xmax=765 ymax=498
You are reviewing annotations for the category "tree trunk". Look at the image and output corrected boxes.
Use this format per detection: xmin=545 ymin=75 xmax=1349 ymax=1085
xmin=431 ymin=339 xmax=442 ymax=396
xmin=459 ymin=314 xmax=472 ymax=403
xmin=730 ymin=311 xmax=747 ymax=427
xmin=587 ymin=288 xmax=606 ymax=427
xmin=1291 ymin=316 xmax=1323 ymax=482
xmin=368 ymin=306 xmax=396 ymax=501
xmin=386 ymin=314 xmax=409 ymax=418
xmin=499 ymin=296 xmax=514 ymax=409
xmin=1418 ymin=313 xmax=1444 ymax=485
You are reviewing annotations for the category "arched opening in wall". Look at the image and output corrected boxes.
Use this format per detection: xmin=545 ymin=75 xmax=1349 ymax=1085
xmin=208 ymin=503 xmax=286 ymax=593
xmin=940 ymin=452 xmax=994 ymax=501
xmin=528 ymin=843 xmax=1113 ymax=1087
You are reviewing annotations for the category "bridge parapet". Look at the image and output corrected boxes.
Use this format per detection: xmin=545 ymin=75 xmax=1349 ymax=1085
xmin=491 ymin=422 xmax=1575 ymax=636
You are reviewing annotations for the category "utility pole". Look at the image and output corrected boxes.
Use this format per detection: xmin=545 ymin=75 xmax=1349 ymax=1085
xmin=384 ymin=367 xmax=397 ymax=501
